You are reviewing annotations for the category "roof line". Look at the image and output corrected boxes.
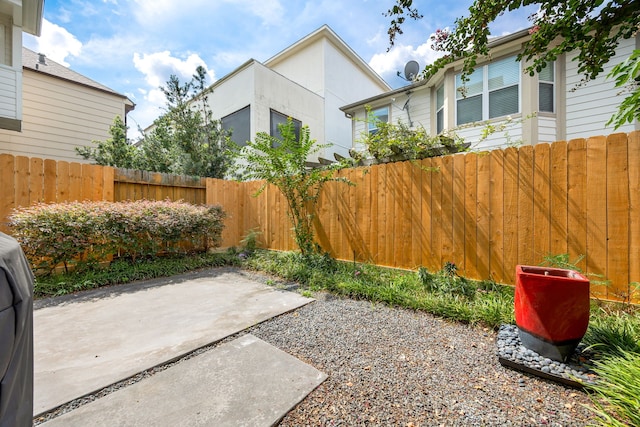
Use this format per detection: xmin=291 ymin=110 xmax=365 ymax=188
xmin=265 ymin=24 xmax=391 ymax=91
xmin=341 ymin=27 xmax=534 ymax=112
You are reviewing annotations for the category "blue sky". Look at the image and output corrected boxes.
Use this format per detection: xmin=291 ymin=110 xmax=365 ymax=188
xmin=23 ymin=0 xmax=537 ymax=135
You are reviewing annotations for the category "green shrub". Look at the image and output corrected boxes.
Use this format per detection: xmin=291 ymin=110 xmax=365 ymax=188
xmin=587 ymin=350 xmax=640 ymax=427
xmin=10 ymin=200 xmax=225 ymax=274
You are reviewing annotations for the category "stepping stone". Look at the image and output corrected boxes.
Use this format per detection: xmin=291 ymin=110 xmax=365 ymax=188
xmin=34 ymin=269 xmax=313 ymax=415
xmin=41 ymin=334 xmax=327 ymax=426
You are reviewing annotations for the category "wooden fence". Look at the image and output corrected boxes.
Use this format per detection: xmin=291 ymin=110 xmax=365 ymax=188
xmin=1 ymin=131 xmax=639 ymax=302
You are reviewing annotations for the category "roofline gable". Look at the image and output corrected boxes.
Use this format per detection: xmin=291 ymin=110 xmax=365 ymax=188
xmin=265 ymin=24 xmax=391 ymax=92
xmin=22 ymin=47 xmax=135 ymax=109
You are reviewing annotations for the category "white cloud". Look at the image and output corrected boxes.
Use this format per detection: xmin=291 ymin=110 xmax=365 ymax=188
xmin=368 ymin=38 xmax=444 ymax=81
xmin=131 ymin=51 xmax=214 ymax=129
xmin=23 ymin=19 xmax=82 ymax=66
xmin=132 ymin=51 xmax=212 ymax=88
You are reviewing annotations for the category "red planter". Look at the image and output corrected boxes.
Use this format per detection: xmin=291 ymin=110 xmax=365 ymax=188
xmin=514 ymin=265 xmax=590 ymax=362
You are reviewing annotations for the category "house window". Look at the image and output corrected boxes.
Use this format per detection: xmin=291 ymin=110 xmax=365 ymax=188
xmin=456 ymin=55 xmax=520 ymax=125
xmin=270 ymin=109 xmax=301 ymax=146
xmin=436 ymin=85 xmax=445 ymax=133
xmin=538 ymin=62 xmax=555 ymax=113
xmin=368 ymin=106 xmax=389 ymax=135
xmin=221 ymin=105 xmax=251 ymax=147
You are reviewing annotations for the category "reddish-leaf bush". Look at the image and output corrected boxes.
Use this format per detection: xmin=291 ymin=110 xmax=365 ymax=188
xmin=9 ymin=200 xmax=225 ymax=274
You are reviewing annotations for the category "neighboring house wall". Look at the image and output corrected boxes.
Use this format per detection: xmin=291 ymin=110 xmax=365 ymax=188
xmin=266 ymin=26 xmax=391 ymax=159
xmin=565 ymin=36 xmax=638 ymax=140
xmin=206 ymin=60 xmax=324 ymax=152
xmin=0 ymin=48 xmax=134 ymax=162
xmin=343 ymin=31 xmax=639 ymax=154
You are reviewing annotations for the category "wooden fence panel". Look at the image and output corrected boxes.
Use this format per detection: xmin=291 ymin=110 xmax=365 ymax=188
xmin=0 ymin=154 xmax=15 ymax=232
xmin=15 ymin=156 xmax=30 ymax=209
xmin=43 ymin=159 xmax=57 ymax=203
xmin=490 ymin=149 xmax=505 ymax=283
xmin=420 ymin=158 xmax=434 ymax=271
xmin=533 ymin=144 xmax=551 ymax=263
xmin=399 ymin=161 xmax=413 ymax=268
xmin=441 ymin=156 xmax=454 ymax=268
xmin=586 ymin=136 xmax=608 ymax=298
xmin=517 ymin=145 xmax=535 ymax=266
xmin=463 ymin=153 xmax=478 ymax=279
xmin=550 ymin=141 xmax=568 ymax=256
xmin=606 ymin=133 xmax=630 ymax=300
xmin=452 ymin=155 xmax=466 ymax=273
xmin=567 ymin=138 xmax=588 ymax=273
xmin=358 ymin=167 xmax=374 ymax=262
xmin=1 ymin=130 xmax=640 ymax=303
xmin=503 ymin=147 xmax=519 ymax=284
xmin=384 ymin=162 xmax=396 ymax=266
xmin=629 ymin=132 xmax=640 ymax=296
xmin=431 ymin=157 xmax=444 ymax=270
xmin=29 ymin=157 xmax=44 ymax=204
xmin=476 ymin=153 xmax=490 ymax=280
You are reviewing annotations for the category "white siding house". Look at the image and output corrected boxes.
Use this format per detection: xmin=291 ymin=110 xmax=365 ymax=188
xmin=0 ymin=0 xmax=43 ymax=131
xmin=341 ymin=29 xmax=639 ymax=155
xmin=198 ymin=25 xmax=390 ymax=163
xmin=0 ymin=48 xmax=135 ymax=162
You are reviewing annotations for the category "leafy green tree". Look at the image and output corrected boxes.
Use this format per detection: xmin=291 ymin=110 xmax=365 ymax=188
xmin=607 ymin=49 xmax=640 ymax=129
xmin=236 ymin=119 xmax=347 ymax=255
xmin=76 ymin=116 xmax=139 ymax=169
xmin=80 ymin=67 xmax=235 ymax=178
xmin=143 ymin=66 xmax=235 ymax=178
xmin=135 ymin=115 xmax=184 ymax=174
xmin=385 ymin=0 xmax=640 ymax=126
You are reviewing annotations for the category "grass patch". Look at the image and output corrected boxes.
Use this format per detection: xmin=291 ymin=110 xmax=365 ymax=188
xmin=586 ymin=350 xmax=640 ymax=427
xmin=243 ymin=250 xmax=515 ymax=329
xmin=34 ymin=252 xmax=240 ymax=298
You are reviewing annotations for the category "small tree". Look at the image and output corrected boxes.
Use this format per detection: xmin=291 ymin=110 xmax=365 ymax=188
xmin=79 ymin=67 xmax=235 ymax=178
xmin=237 ymin=119 xmax=347 ymax=255
xmin=144 ymin=66 xmax=235 ymax=178
xmin=76 ymin=116 xmax=139 ymax=168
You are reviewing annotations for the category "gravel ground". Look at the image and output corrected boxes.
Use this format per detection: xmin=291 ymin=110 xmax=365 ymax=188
xmin=34 ymin=271 xmax=598 ymax=426
xmin=249 ymin=291 xmax=597 ymax=427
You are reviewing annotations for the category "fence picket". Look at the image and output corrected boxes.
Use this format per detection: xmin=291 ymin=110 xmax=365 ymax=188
xmin=606 ymin=133 xmax=630 ymax=300
xmin=586 ymin=136 xmax=608 ymax=298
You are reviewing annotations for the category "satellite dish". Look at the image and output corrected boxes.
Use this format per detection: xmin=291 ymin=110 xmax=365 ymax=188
xmin=404 ymin=60 xmax=420 ymax=81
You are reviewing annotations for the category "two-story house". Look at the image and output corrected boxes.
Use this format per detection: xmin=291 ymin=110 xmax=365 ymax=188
xmin=341 ymin=28 xmax=639 ymax=154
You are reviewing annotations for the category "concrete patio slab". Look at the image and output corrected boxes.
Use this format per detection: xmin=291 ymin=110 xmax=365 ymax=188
xmin=33 ymin=268 xmax=313 ymax=416
xmin=40 ymin=334 xmax=327 ymax=427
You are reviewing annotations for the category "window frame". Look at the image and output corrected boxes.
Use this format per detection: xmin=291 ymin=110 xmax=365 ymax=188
xmin=455 ymin=55 xmax=521 ymax=126
xmin=270 ymin=109 xmax=302 ymax=147
xmin=538 ymin=62 xmax=555 ymax=113
xmin=367 ymin=105 xmax=390 ymax=136
xmin=221 ymin=105 xmax=251 ymax=147
xmin=436 ymin=84 xmax=445 ymax=134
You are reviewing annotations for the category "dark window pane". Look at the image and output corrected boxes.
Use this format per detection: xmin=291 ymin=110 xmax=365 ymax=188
xmin=489 ymin=86 xmax=518 ymax=119
xmin=270 ymin=110 xmax=301 ymax=147
xmin=539 ymin=82 xmax=554 ymax=112
xmin=456 ymin=95 xmax=482 ymax=125
xmin=221 ymin=106 xmax=250 ymax=147
xmin=436 ymin=85 xmax=444 ymax=110
xmin=437 ymin=109 xmax=444 ymax=134
xmin=368 ymin=106 xmax=389 ymax=134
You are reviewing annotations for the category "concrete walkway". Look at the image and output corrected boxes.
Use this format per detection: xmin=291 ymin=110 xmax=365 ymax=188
xmin=34 ymin=268 xmax=323 ymax=424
